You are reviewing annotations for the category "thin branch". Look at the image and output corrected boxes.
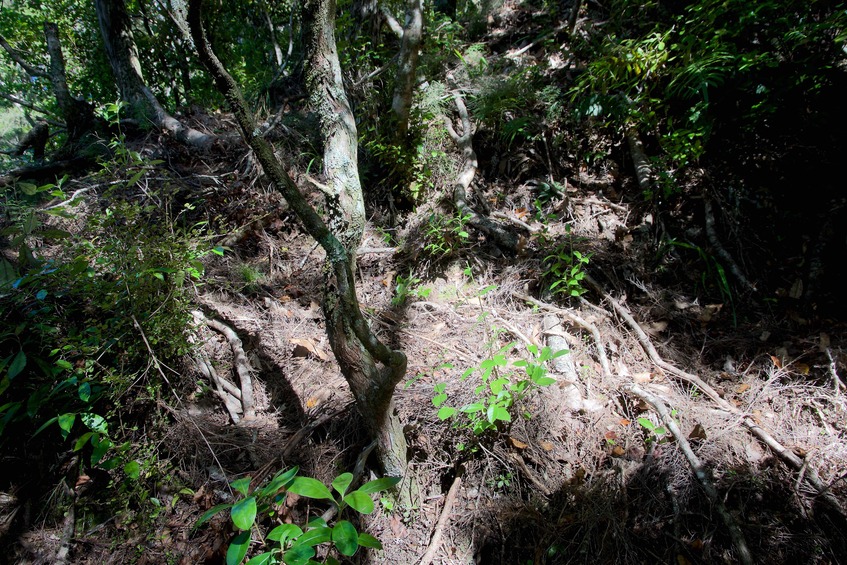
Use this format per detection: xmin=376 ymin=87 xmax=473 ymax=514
xmin=704 ymin=199 xmax=756 ymax=292
xmin=418 ymin=475 xmax=462 ymax=565
xmin=0 ymin=33 xmax=48 ymax=77
xmin=379 ymin=5 xmax=404 ymax=38
xmin=626 ymin=384 xmax=753 ymax=565
xmin=0 ymin=92 xmax=63 ymax=123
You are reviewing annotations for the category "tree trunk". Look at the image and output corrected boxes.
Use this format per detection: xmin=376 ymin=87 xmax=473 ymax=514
xmin=187 ymin=0 xmax=409 ymax=480
xmin=95 ymin=0 xmax=213 ymax=148
xmin=390 ymin=0 xmax=423 ymax=140
xmin=43 ymin=22 xmax=97 ymax=146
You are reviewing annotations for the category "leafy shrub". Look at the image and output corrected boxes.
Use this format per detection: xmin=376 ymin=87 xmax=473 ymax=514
xmin=0 ymin=183 xmax=206 ymax=483
xmin=196 ymin=467 xmax=399 ymax=565
xmin=433 ymin=344 xmax=566 ymax=445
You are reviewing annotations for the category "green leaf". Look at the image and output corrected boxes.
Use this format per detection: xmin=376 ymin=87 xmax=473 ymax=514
xmin=258 ymin=467 xmax=298 ymax=498
xmin=357 ymin=532 xmax=383 ymax=549
xmin=332 ymin=473 xmax=354 ymax=497
xmin=343 ymin=490 xmax=374 ymax=514
xmin=230 ymin=496 xmax=257 ymax=530
xmin=58 ymin=413 xmax=75 ymax=439
xmin=487 ymin=405 xmax=511 ymax=424
xmin=230 ymin=477 xmax=251 ymax=496
xmin=7 ymin=351 xmax=26 ymax=380
xmin=534 ymin=376 xmax=556 ymax=387
xmin=432 ymin=393 xmax=448 ymax=407
xmin=124 ymin=460 xmax=141 ymax=480
xmin=194 ymin=503 xmax=233 ymax=530
xmin=358 ymin=476 xmax=401 ymax=494
xmin=226 ymin=530 xmax=251 ymax=565
xmin=78 ymin=382 xmax=91 ymax=402
xmin=19 ymin=182 xmax=38 ymax=196
xmin=460 ymin=403 xmax=484 ymax=414
xmin=288 ymin=477 xmax=333 ymax=501
xmin=268 ymin=523 xmax=303 ymax=544
xmin=637 ymin=417 xmax=656 ymax=432
xmin=90 ymin=434 xmax=112 ymax=465
xmin=81 ymin=412 xmax=108 ymax=434
xmin=33 ymin=415 xmax=58 ymax=437
xmin=283 ymin=543 xmax=315 ymax=565
xmin=332 ymin=520 xmax=359 ymax=556
xmin=306 ymin=516 xmax=327 ymax=528
xmin=489 ymin=378 xmax=509 ymax=395
xmin=55 ymin=359 xmax=73 ymax=371
xmin=437 ymin=406 xmax=456 ymax=420
xmin=73 ymin=431 xmax=94 ymax=451
xmin=296 ymin=526 xmax=332 ymax=547
xmin=246 ymin=552 xmax=275 ymax=565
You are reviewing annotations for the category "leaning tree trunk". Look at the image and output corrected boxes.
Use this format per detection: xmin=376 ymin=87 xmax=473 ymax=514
xmin=303 ymin=0 xmax=408 ymax=479
xmin=95 ymin=0 xmax=212 ymax=148
xmin=187 ymin=0 xmax=409 ymax=480
xmin=44 ymin=22 xmax=98 ymax=146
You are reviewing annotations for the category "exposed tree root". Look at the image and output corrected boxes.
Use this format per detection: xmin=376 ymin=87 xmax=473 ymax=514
xmin=512 ymin=291 xmax=612 ymax=379
xmin=191 ymin=310 xmax=256 ymax=421
xmin=445 ymin=85 xmax=518 ymax=253
xmin=418 ymin=475 xmax=462 ymax=565
xmin=625 ymin=384 xmax=753 ymax=565
xmin=626 ymin=128 xmax=655 ymax=195
xmin=704 ymin=199 xmax=756 ymax=292
xmin=54 ymin=484 xmax=75 ymax=565
xmin=585 ymin=275 xmax=847 ymax=518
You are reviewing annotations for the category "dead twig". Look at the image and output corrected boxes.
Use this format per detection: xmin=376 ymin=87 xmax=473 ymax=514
xmin=418 ymin=475 xmax=462 ymax=565
xmin=826 ymin=348 xmax=845 ymax=395
xmin=626 ymin=384 xmax=753 ymax=565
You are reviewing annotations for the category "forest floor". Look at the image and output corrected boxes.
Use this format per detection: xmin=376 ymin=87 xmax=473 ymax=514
xmin=8 ymin=120 xmax=847 ymax=564
xmin=5 ymin=2 xmax=847 ymax=564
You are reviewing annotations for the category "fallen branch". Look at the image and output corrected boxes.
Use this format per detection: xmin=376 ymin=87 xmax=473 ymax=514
xmin=585 ymin=276 xmax=846 ymax=517
xmin=418 ymin=475 xmax=462 ymax=565
xmin=704 ymin=199 xmax=756 ymax=292
xmin=512 ymin=291 xmax=612 ymax=379
xmin=192 ymin=310 xmax=256 ymax=420
xmin=625 ymin=384 xmax=753 ymax=565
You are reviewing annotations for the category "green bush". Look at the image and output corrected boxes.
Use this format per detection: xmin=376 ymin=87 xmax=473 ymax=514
xmin=0 ymin=188 xmax=205 ymax=462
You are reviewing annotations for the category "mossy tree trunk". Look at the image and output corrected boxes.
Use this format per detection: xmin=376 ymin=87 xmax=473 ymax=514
xmin=187 ymin=0 xmax=409 ymax=480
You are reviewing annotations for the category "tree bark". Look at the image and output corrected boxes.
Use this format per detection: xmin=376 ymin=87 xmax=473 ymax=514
xmin=43 ymin=23 xmax=97 ymax=145
xmin=187 ymin=0 xmax=409 ymax=480
xmin=390 ymin=0 xmax=423 ymax=140
xmin=95 ymin=0 xmax=213 ymax=148
xmin=303 ymin=0 xmax=408 ymax=479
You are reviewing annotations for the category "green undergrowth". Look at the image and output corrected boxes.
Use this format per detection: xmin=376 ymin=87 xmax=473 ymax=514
xmin=0 ymin=172 xmax=213 ymax=533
